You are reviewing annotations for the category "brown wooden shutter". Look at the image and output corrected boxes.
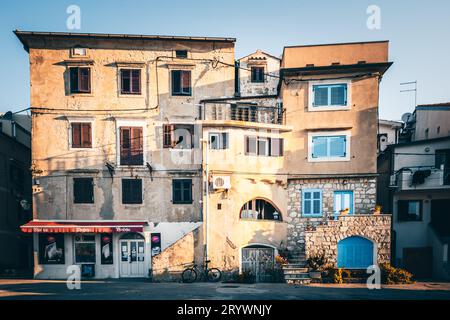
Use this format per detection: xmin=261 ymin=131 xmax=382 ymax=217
xmin=72 ymin=123 xmax=81 ymax=148
xmin=181 ymin=71 xmax=191 ymax=94
xmin=81 ymin=123 xmax=92 ymax=148
xmin=132 ymin=69 xmax=141 ymax=94
xmin=163 ymin=124 xmax=174 ymax=148
xmin=131 ymin=127 xmax=143 ymax=165
xmin=120 ymin=127 xmax=131 ymax=164
xmin=79 ymin=68 xmax=91 ymax=93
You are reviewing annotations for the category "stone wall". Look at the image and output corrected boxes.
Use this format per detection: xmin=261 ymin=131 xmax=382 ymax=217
xmin=286 ymin=177 xmax=377 ymax=252
xmin=305 ymin=215 xmax=391 ymax=266
xmin=151 ymin=228 xmax=201 ymax=282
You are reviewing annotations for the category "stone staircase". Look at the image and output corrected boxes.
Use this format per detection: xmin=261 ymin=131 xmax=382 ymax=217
xmin=282 ymin=251 xmax=311 ymax=284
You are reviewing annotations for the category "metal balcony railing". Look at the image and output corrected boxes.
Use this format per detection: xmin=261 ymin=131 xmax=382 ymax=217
xmin=200 ymin=103 xmax=285 ymax=125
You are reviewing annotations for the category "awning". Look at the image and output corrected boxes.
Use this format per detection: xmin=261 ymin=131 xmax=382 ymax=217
xmin=21 ymin=220 xmax=147 ymax=233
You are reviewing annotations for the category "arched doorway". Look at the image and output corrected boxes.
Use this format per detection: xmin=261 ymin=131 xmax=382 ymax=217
xmin=119 ymin=233 xmax=146 ymax=277
xmin=337 ymin=236 xmax=374 ymax=269
xmin=241 ymin=244 xmax=275 ymax=282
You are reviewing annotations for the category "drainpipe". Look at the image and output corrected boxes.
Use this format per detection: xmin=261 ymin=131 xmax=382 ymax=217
xmin=201 ymin=138 xmax=209 ymax=263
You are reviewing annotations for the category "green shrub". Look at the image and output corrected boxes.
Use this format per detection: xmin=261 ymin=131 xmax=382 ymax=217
xmin=380 ymin=263 xmax=414 ymax=284
xmin=329 ymin=268 xmax=343 ymax=284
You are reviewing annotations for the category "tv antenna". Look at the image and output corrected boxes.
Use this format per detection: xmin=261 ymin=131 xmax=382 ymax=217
xmin=400 ymin=81 xmax=418 ymax=107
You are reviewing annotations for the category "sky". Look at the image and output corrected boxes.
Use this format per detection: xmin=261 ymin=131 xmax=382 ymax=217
xmin=1 ymin=0 xmax=450 ymax=120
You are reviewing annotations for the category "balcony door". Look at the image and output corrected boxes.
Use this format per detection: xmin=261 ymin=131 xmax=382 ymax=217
xmin=120 ymin=127 xmax=143 ymax=165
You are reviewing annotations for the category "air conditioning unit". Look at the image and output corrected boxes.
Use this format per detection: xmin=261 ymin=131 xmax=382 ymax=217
xmin=212 ymin=176 xmax=231 ymax=190
xmin=389 ymin=174 xmax=397 ymax=187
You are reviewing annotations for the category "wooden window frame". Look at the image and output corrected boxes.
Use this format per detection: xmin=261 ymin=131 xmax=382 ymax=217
xmin=120 ymin=69 xmax=141 ymax=95
xmin=119 ymin=126 xmax=144 ymax=166
xmin=69 ymin=67 xmax=91 ymax=94
xmin=73 ymin=177 xmax=94 ymax=204
xmin=250 ymin=66 xmax=265 ymax=83
xmin=172 ymin=179 xmax=193 ymax=204
xmin=302 ymin=189 xmax=323 ymax=217
xmin=245 ymin=136 xmax=283 ymax=157
xmin=171 ymin=70 xmax=192 ymax=96
xmin=122 ymin=179 xmax=143 ymax=204
xmin=71 ymin=122 xmax=92 ymax=149
xmin=397 ymin=200 xmax=423 ymax=222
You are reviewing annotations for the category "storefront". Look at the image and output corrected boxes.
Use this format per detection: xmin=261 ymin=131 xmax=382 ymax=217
xmin=21 ymin=220 xmax=153 ymax=279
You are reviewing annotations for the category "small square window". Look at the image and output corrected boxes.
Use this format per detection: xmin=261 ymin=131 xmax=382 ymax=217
xmin=171 ymin=70 xmax=191 ymax=96
xmin=120 ymin=69 xmax=141 ymax=94
xmin=398 ymin=200 xmax=422 ymax=221
xmin=176 ymin=50 xmax=188 ymax=59
xmin=69 ymin=67 xmax=91 ymax=94
xmin=173 ymin=179 xmax=192 ymax=204
xmin=71 ymin=47 xmax=87 ymax=57
xmin=251 ymin=67 xmax=265 ymax=83
xmin=302 ymin=189 xmax=322 ymax=216
xmin=71 ymin=122 xmax=92 ymax=148
xmin=74 ymin=178 xmax=94 ymax=204
xmin=122 ymin=179 xmax=142 ymax=204
xmin=209 ymin=133 xmax=228 ymax=150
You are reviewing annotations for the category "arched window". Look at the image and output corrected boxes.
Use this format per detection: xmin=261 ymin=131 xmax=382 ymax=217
xmin=240 ymin=198 xmax=282 ymax=221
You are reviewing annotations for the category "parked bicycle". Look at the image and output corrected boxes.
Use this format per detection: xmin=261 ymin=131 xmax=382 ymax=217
xmin=181 ymin=260 xmax=222 ymax=283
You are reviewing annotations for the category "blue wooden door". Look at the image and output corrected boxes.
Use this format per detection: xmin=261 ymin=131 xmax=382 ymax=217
xmin=337 ymin=236 xmax=374 ymax=269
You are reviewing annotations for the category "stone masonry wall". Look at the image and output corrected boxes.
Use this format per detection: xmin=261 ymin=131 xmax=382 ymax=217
xmin=286 ymin=177 xmax=377 ymax=252
xmin=305 ymin=215 xmax=391 ymax=266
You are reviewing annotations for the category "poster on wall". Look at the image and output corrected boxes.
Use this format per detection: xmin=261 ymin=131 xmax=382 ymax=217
xmin=39 ymin=233 xmax=65 ymax=264
xmin=151 ymin=233 xmax=161 ymax=257
xmin=100 ymin=233 xmax=113 ymax=265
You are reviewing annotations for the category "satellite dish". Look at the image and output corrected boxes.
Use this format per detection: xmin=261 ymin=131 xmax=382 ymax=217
xmin=401 ymin=112 xmax=412 ymax=123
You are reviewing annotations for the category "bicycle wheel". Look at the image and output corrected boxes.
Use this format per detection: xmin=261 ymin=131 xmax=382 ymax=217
xmin=182 ymin=268 xmax=198 ymax=283
xmin=207 ymin=268 xmax=222 ymax=282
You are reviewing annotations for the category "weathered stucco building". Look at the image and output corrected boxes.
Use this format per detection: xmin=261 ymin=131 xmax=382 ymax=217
xmin=16 ymin=30 xmax=393 ymax=282
xmin=16 ymin=30 xmax=235 ymax=279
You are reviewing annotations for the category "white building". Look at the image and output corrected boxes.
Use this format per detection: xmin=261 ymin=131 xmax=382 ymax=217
xmin=378 ymin=104 xmax=450 ymax=280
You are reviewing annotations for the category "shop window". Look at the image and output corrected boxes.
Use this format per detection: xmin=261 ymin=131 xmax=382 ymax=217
xmin=302 ymin=189 xmax=322 ymax=216
xmin=122 ymin=179 xmax=143 ymax=204
xmin=398 ymin=200 xmax=422 ymax=222
xmin=251 ymin=67 xmax=265 ymax=83
xmin=171 ymin=70 xmax=191 ymax=96
xmin=245 ymin=136 xmax=283 ymax=157
xmin=100 ymin=233 xmax=113 ymax=265
xmin=240 ymin=198 xmax=282 ymax=221
xmin=73 ymin=178 xmax=94 ymax=204
xmin=120 ymin=69 xmax=141 ymax=94
xmin=209 ymin=132 xmax=228 ymax=150
xmin=71 ymin=122 xmax=92 ymax=148
xmin=163 ymin=124 xmax=194 ymax=149
xmin=69 ymin=67 xmax=91 ymax=94
xmin=172 ymin=179 xmax=192 ymax=204
xmin=74 ymin=234 xmax=96 ymax=264
xmin=120 ymin=126 xmax=143 ymax=165
xmin=39 ymin=233 xmax=65 ymax=265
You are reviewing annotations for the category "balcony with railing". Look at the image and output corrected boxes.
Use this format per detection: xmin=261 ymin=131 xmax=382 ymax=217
xmin=199 ymin=102 xmax=286 ymax=128
xmin=391 ymin=165 xmax=450 ymax=191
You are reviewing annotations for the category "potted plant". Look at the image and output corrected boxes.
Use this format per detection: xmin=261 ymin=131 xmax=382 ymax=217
xmin=373 ymin=205 xmax=382 ymax=215
xmin=307 ymin=252 xmax=326 ymax=280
